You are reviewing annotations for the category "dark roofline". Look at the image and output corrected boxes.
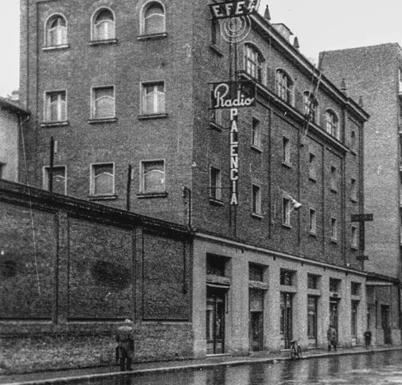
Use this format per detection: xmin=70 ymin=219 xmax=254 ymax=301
xmin=0 ymin=97 xmax=30 ymax=116
xmin=366 ymin=271 xmax=400 ymax=284
xmin=0 ymin=180 xmax=191 ymax=238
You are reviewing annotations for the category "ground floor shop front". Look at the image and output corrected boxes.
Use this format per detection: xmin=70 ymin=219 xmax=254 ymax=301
xmin=193 ymin=234 xmax=382 ymax=356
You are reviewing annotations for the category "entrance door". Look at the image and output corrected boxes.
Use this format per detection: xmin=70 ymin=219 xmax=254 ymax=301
xmin=206 ymin=287 xmax=226 ymax=354
xmin=280 ymin=293 xmax=293 ymax=349
xmin=329 ymin=299 xmax=339 ymax=335
xmin=249 ymin=289 xmax=264 ymax=351
xmin=381 ymin=305 xmax=392 ymax=344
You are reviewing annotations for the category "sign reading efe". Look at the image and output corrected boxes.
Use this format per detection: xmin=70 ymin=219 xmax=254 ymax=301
xmin=210 ymin=81 xmax=256 ymax=109
xmin=209 ymin=0 xmax=260 ymax=19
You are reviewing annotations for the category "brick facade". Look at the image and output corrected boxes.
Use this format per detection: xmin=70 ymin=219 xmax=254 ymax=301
xmin=0 ymin=180 xmax=192 ymax=373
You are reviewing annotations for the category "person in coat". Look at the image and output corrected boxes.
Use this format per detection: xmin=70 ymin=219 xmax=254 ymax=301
xmin=116 ymin=319 xmax=134 ymax=371
xmin=327 ymin=325 xmax=337 ymax=352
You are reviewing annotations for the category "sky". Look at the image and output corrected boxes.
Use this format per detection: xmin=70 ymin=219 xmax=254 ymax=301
xmin=1 ymin=1 xmax=402 ymax=96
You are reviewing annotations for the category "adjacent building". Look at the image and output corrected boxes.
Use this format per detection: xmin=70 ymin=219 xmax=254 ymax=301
xmin=10 ymin=0 xmax=378 ymax=367
xmin=0 ymin=97 xmax=29 ymax=182
xmin=320 ymin=43 xmax=402 ymax=345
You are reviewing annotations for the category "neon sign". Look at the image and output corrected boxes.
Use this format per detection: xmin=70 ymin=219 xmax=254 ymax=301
xmin=210 ymin=81 xmax=256 ymax=110
xmin=229 ymin=108 xmax=239 ymax=205
xmin=209 ymin=0 xmax=260 ymax=19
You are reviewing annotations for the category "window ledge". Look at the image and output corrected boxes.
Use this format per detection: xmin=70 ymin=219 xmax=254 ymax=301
xmin=137 ymin=32 xmax=168 ymax=41
xmin=351 ymin=245 xmax=358 ymax=250
xmin=309 ymin=231 xmax=317 ymax=238
xmin=137 ymin=192 xmax=168 ymax=199
xmin=138 ymin=113 xmax=168 ymax=120
xmin=330 ymin=238 xmax=338 ymax=244
xmin=209 ymin=121 xmax=223 ymax=132
xmin=88 ymin=194 xmax=117 ymax=201
xmin=350 ymin=197 xmax=358 ymax=203
xmin=282 ymin=161 xmax=292 ymax=169
xmin=209 ymin=197 xmax=224 ymax=206
xmin=42 ymin=44 xmax=70 ymax=51
xmin=308 ymin=176 xmax=317 ymax=183
xmin=330 ymin=188 xmax=338 ymax=194
xmin=40 ymin=121 xmax=69 ymax=128
xmin=251 ymin=144 xmax=263 ymax=153
xmin=89 ymin=39 xmax=118 ymax=46
xmin=282 ymin=223 xmax=292 ymax=229
xmin=209 ymin=44 xmax=224 ymax=56
xmin=251 ymin=212 xmax=263 ymax=219
xmin=88 ymin=117 xmax=117 ymax=124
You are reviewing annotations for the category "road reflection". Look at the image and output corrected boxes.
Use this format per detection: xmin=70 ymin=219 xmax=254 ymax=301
xmin=94 ymin=350 xmax=402 ymax=385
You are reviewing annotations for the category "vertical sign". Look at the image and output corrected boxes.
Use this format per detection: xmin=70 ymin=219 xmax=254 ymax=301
xmin=230 ymin=108 xmax=239 ymax=205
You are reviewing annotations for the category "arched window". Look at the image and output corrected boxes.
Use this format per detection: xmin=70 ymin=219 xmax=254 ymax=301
xmin=46 ymin=14 xmax=67 ymax=47
xmin=244 ymin=44 xmax=264 ymax=83
xmin=325 ymin=110 xmax=339 ymax=139
xmin=92 ymin=8 xmax=115 ymax=41
xmin=142 ymin=2 xmax=165 ymax=35
xmin=303 ymin=91 xmax=318 ymax=123
xmin=276 ymin=69 xmax=294 ymax=105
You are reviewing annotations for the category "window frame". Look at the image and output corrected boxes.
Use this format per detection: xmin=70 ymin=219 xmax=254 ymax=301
xmin=244 ymin=43 xmax=265 ymax=83
xmin=325 ymin=109 xmax=340 ymax=140
xmin=303 ymin=91 xmax=318 ymax=123
xmin=251 ymin=117 xmax=261 ymax=149
xmin=43 ymin=89 xmax=67 ymax=123
xmin=209 ymin=165 xmax=222 ymax=201
xmin=140 ymin=159 xmax=166 ymax=194
xmin=91 ymin=7 xmax=116 ymax=42
xmin=309 ymin=207 xmax=317 ymax=235
xmin=140 ymin=0 xmax=166 ymax=36
xmin=89 ymin=162 xmax=115 ymax=197
xmin=44 ymin=13 xmax=68 ymax=48
xmin=330 ymin=217 xmax=338 ymax=242
xmin=275 ymin=69 xmax=294 ymax=105
xmin=330 ymin=166 xmax=338 ymax=193
xmin=282 ymin=136 xmax=291 ymax=166
xmin=42 ymin=165 xmax=67 ymax=195
xmin=308 ymin=152 xmax=317 ymax=181
xmin=282 ymin=197 xmax=291 ymax=227
xmin=91 ymin=85 xmax=116 ymax=120
xmin=351 ymin=225 xmax=358 ymax=249
xmin=251 ymin=183 xmax=262 ymax=216
xmin=140 ymin=80 xmax=166 ymax=115
xmin=350 ymin=178 xmax=358 ymax=202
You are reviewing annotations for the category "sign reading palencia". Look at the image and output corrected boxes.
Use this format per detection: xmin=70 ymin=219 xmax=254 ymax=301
xmin=210 ymin=81 xmax=256 ymax=109
xmin=209 ymin=0 xmax=260 ymax=19
xmin=229 ymin=108 xmax=239 ymax=205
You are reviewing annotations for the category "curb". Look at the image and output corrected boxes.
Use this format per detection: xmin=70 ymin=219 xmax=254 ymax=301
xmin=2 ymin=347 xmax=402 ymax=385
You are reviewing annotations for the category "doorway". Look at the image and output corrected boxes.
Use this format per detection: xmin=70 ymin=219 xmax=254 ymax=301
xmin=280 ymin=292 xmax=293 ymax=349
xmin=381 ymin=305 xmax=392 ymax=344
xmin=249 ymin=289 xmax=264 ymax=351
xmin=329 ymin=299 xmax=339 ymax=334
xmin=206 ymin=287 xmax=226 ymax=354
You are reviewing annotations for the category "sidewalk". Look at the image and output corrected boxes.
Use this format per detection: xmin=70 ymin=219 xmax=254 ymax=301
xmin=1 ymin=345 xmax=401 ymax=385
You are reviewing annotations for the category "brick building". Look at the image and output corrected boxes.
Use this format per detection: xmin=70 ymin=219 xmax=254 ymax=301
xmin=15 ymin=0 xmax=377 ymax=365
xmin=0 ymin=97 xmax=29 ymax=182
xmin=320 ymin=43 xmax=402 ymax=345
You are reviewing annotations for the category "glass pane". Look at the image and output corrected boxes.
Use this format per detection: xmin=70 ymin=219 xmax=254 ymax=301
xmin=94 ymin=172 xmax=113 ymax=195
xmin=94 ymin=88 xmax=114 ymax=118
xmin=143 ymin=162 xmax=164 ymax=193
xmin=144 ymin=3 xmax=164 ymax=34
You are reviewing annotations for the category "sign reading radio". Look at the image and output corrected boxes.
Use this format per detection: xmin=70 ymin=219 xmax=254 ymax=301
xmin=209 ymin=0 xmax=260 ymax=19
xmin=210 ymin=81 xmax=256 ymax=205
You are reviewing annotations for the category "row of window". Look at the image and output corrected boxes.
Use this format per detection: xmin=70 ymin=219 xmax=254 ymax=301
xmin=242 ymin=43 xmax=349 ymax=142
xmin=43 ymin=82 xmax=165 ymax=123
xmin=44 ymin=2 xmax=165 ymax=47
xmin=44 ymin=160 xmax=165 ymax=197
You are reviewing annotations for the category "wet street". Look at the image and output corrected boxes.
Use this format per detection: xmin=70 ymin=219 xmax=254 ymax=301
xmin=91 ymin=350 xmax=402 ymax=385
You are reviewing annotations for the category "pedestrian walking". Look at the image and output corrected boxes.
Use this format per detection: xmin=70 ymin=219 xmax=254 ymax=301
xmin=290 ymin=339 xmax=302 ymax=359
xmin=364 ymin=330 xmax=372 ymax=348
xmin=116 ymin=319 xmax=134 ymax=371
xmin=327 ymin=325 xmax=337 ymax=352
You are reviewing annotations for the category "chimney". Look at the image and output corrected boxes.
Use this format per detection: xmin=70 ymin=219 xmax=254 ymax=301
xmin=264 ymin=4 xmax=271 ymax=21
xmin=272 ymin=23 xmax=293 ymax=42
xmin=293 ymin=36 xmax=300 ymax=50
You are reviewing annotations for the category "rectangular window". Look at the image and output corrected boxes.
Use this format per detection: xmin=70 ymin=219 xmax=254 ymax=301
xmin=331 ymin=217 xmax=338 ymax=241
xmin=45 ymin=90 xmax=66 ymax=122
xmin=282 ymin=197 xmax=291 ymax=226
xmin=330 ymin=166 xmax=337 ymax=192
xmin=351 ymin=301 xmax=359 ymax=337
xmin=207 ymin=254 xmax=226 ymax=276
xmin=351 ymin=226 xmax=358 ymax=249
xmin=329 ymin=278 xmax=340 ymax=293
xmin=90 ymin=163 xmax=114 ymax=196
xmin=309 ymin=153 xmax=317 ymax=181
xmin=252 ymin=117 xmax=261 ymax=148
xmin=351 ymin=282 xmax=361 ymax=296
xmin=91 ymin=86 xmax=115 ymax=119
xmin=43 ymin=165 xmax=67 ymax=195
xmin=211 ymin=18 xmax=221 ymax=46
xmin=249 ymin=263 xmax=265 ymax=282
xmin=280 ymin=269 xmax=294 ymax=286
xmin=282 ymin=137 xmax=291 ymax=165
xmin=210 ymin=166 xmax=222 ymax=200
xmin=141 ymin=160 xmax=165 ymax=193
xmin=307 ymin=296 xmax=318 ymax=340
xmin=351 ymin=178 xmax=358 ymax=201
xmin=210 ymin=109 xmax=223 ymax=127
xmin=0 ymin=163 xmax=5 ymax=179
xmin=252 ymin=184 xmax=262 ymax=215
xmin=309 ymin=208 xmax=317 ymax=234
xmin=141 ymin=82 xmax=165 ymax=114
xmin=307 ymin=274 xmax=319 ymax=289
xmin=350 ymin=130 xmax=357 ymax=149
